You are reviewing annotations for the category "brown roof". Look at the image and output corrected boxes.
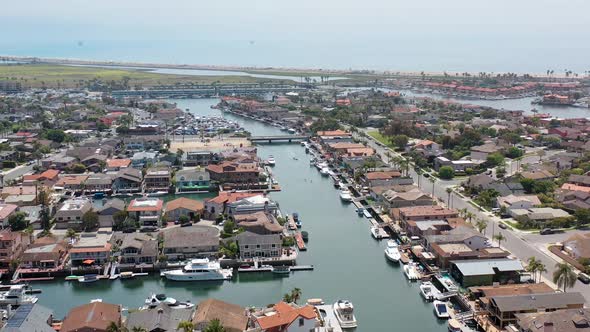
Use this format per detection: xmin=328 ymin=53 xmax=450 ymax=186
xmin=234 ymin=211 xmax=284 ymax=234
xmin=165 ymin=197 xmax=204 ymax=212
xmin=56 ymin=175 xmax=89 ymax=186
xmin=366 ymin=171 xmax=401 ymax=180
xmin=399 ymin=206 xmax=458 ymax=218
xmin=193 ymin=298 xmax=248 ymax=332
xmin=316 ymin=130 xmax=350 ymax=137
xmin=106 ymin=158 xmax=131 ymax=168
xmin=61 ymin=302 xmax=121 ymax=332
xmin=207 ymin=192 xmax=258 ymax=205
xmin=515 ymin=308 xmax=590 ymax=332
xmin=469 ymin=283 xmax=554 ymax=298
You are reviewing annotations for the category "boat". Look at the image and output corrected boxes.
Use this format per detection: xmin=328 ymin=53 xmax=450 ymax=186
xmin=288 ymin=128 xmax=296 ymax=134
xmin=301 ymin=231 xmax=309 ymax=242
xmin=78 ymin=274 xmax=99 ymax=283
xmin=333 ymin=300 xmax=358 ymax=329
xmin=307 ymin=298 xmax=325 ymax=306
xmin=319 ymin=167 xmax=330 ymax=176
xmin=433 ymin=300 xmax=450 ymax=319
xmin=403 ymin=262 xmax=420 ymax=281
xmin=339 ymin=189 xmax=353 ymax=202
xmin=93 ymin=192 xmax=105 ymax=199
xmin=363 ymin=209 xmax=372 ymax=219
xmin=0 ymin=285 xmax=38 ymax=306
xmin=370 ymin=226 xmax=382 ymax=239
xmin=266 ymin=156 xmax=276 ymax=166
xmin=146 ymin=191 xmax=168 ymax=197
xmin=271 ymin=266 xmax=291 ymax=275
xmin=120 ymin=271 xmax=134 ymax=279
xmin=448 ymin=319 xmax=463 ymax=332
xmin=356 ymin=208 xmax=365 ymax=216
xmin=144 ymin=293 xmax=195 ymax=309
xmin=65 ymin=275 xmax=80 ymax=281
xmin=292 ymin=212 xmax=302 ymax=228
xmin=161 ymin=258 xmax=233 ymax=281
xmin=420 ymin=281 xmax=435 ymax=301
xmin=315 ymin=161 xmax=328 ymax=170
xmin=384 ymin=240 xmax=401 ymax=263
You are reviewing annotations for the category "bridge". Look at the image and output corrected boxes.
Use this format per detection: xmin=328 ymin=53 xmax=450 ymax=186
xmin=249 ymin=135 xmax=309 ymax=143
xmin=111 ymin=83 xmax=307 ymax=98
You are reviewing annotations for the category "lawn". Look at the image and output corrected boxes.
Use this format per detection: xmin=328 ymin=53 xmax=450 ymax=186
xmin=367 ymin=130 xmax=394 ymax=148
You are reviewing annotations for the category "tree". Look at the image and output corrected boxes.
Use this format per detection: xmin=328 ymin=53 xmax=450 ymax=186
xmin=177 ymin=321 xmax=195 ymax=332
xmin=178 ymin=215 xmax=190 ymax=224
xmin=45 ymin=129 xmax=66 ymax=143
xmin=106 ymin=321 xmax=128 ymax=332
xmin=204 ymin=319 xmax=226 ymax=332
xmin=505 ymin=146 xmax=524 ymax=159
xmin=391 ymin=135 xmax=409 ymax=149
xmin=493 ymin=232 xmax=506 ymax=247
xmin=446 ymin=187 xmax=452 ymax=207
xmin=81 ymin=210 xmax=99 ymax=231
xmin=8 ymin=212 xmax=28 ymax=231
xmin=486 ymin=153 xmax=505 ymax=167
xmin=438 ymin=166 xmax=454 ymax=180
xmin=475 ymin=219 xmax=488 ymax=235
xmin=575 ymin=208 xmax=590 ymax=227
xmin=290 ymin=287 xmax=302 ymax=304
xmin=71 ymin=163 xmax=87 ymax=174
xmin=219 ymin=240 xmax=238 ymax=258
xmin=66 ymin=228 xmax=78 ymax=242
xmin=131 ymin=327 xmax=147 ymax=332
xmin=553 ymin=262 xmax=577 ymax=292
xmin=526 ymin=257 xmax=542 ymax=282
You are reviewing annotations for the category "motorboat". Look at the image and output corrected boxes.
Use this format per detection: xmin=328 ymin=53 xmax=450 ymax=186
xmin=384 ymin=240 xmax=401 ymax=263
xmin=420 ymin=281 xmax=435 ymax=301
xmin=161 ymin=258 xmax=233 ymax=281
xmin=146 ymin=191 xmax=168 ymax=197
xmin=363 ymin=209 xmax=372 ymax=219
xmin=288 ymin=128 xmax=297 ymax=134
xmin=120 ymin=271 xmax=134 ymax=279
xmin=339 ymin=189 xmax=353 ymax=202
xmin=320 ymin=167 xmax=330 ymax=176
xmin=403 ymin=262 xmax=420 ymax=281
xmin=333 ymin=300 xmax=358 ymax=329
xmin=0 ymin=285 xmax=38 ymax=306
xmin=370 ymin=226 xmax=382 ymax=239
xmin=271 ymin=265 xmax=291 ymax=275
xmin=293 ymin=213 xmax=302 ymax=228
xmin=433 ymin=300 xmax=450 ymax=319
xmin=144 ymin=293 xmax=195 ymax=309
xmin=266 ymin=156 xmax=276 ymax=166
xmin=448 ymin=319 xmax=463 ymax=332
xmin=315 ymin=161 xmax=328 ymax=170
xmin=78 ymin=274 xmax=99 ymax=283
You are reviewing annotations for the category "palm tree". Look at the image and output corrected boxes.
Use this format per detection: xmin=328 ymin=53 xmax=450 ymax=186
xmin=526 ymin=257 xmax=540 ymax=282
xmin=282 ymin=293 xmax=293 ymax=303
xmin=475 ymin=219 xmax=488 ymax=235
xmin=493 ymin=232 xmax=506 ymax=247
xmin=465 ymin=211 xmax=475 ymax=224
xmin=204 ymin=318 xmax=226 ymax=332
xmin=177 ymin=320 xmax=195 ymax=332
xmin=446 ymin=187 xmax=452 ymax=207
xmin=536 ymin=261 xmax=547 ymax=283
xmin=290 ymin=287 xmax=302 ymax=304
xmin=429 ymin=177 xmax=436 ymax=199
xmin=553 ymin=262 xmax=577 ymax=292
xmin=66 ymin=228 xmax=78 ymax=243
xmin=415 ymin=168 xmax=423 ymax=187
xmin=131 ymin=327 xmax=148 ymax=332
xmin=459 ymin=208 xmax=468 ymax=219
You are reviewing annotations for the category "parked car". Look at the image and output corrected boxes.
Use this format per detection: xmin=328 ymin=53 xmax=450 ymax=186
xmin=540 ymin=228 xmax=554 ymax=235
xmin=578 ymin=272 xmax=590 ymax=284
xmin=140 ymin=226 xmax=159 ymax=233
xmin=498 ymin=223 xmax=508 ymax=229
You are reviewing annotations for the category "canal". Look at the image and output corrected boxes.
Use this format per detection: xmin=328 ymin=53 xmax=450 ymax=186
xmin=31 ymin=98 xmax=446 ymax=331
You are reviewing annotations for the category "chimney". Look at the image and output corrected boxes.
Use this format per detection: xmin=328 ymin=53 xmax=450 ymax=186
xmin=543 ymin=322 xmax=554 ymax=332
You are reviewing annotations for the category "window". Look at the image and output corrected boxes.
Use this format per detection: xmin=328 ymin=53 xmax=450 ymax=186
xmin=299 ymin=318 xmax=304 ymax=326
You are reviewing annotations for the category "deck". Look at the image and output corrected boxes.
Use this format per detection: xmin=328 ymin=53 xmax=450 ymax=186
xmin=315 ymin=304 xmax=343 ymax=332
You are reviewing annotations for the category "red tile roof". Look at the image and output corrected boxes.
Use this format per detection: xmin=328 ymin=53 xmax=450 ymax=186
xmin=256 ymin=302 xmax=317 ymax=330
xmin=106 ymin=159 xmax=131 ymax=168
xmin=207 ymin=192 xmax=258 ymax=205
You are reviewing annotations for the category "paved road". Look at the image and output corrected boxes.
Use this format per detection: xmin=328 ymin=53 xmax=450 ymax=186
xmin=357 ymin=130 xmax=590 ymax=300
xmin=2 ymin=164 xmax=35 ymax=186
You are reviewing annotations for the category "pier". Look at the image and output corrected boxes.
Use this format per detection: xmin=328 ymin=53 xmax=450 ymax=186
xmin=249 ymin=135 xmax=309 ymax=143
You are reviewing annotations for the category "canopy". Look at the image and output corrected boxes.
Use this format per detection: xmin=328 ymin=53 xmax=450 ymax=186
xmin=82 ymin=259 xmax=95 ymax=265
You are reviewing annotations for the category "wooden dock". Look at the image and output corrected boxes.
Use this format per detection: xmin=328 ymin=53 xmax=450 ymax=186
xmin=295 ymin=232 xmax=307 ymax=251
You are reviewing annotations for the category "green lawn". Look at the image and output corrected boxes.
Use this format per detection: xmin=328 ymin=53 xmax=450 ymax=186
xmin=367 ymin=130 xmax=394 ymax=148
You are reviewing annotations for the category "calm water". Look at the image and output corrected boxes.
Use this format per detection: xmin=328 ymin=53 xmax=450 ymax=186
xmin=31 ymin=98 xmax=446 ymax=331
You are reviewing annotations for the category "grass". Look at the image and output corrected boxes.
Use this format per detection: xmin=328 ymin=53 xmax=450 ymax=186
xmin=367 ymin=130 xmax=394 ymax=148
xmin=0 ymin=64 xmax=286 ymax=89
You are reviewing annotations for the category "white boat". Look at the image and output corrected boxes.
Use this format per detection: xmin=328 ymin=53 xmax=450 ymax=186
xmin=403 ymin=262 xmax=420 ymax=281
xmin=161 ymin=258 xmax=233 ymax=281
xmin=146 ymin=191 xmax=168 ymax=197
xmin=288 ymin=128 xmax=296 ymax=134
xmin=370 ymin=226 xmax=382 ymax=239
xmin=271 ymin=265 xmax=291 ymax=275
xmin=266 ymin=156 xmax=276 ymax=166
xmin=433 ymin=300 xmax=450 ymax=319
xmin=420 ymin=281 xmax=435 ymax=301
xmin=333 ymin=300 xmax=358 ymax=329
xmin=384 ymin=240 xmax=401 ymax=263
xmin=0 ymin=285 xmax=38 ymax=306
xmin=363 ymin=209 xmax=372 ymax=219
xmin=339 ymin=189 xmax=352 ymax=202
xmin=78 ymin=274 xmax=100 ymax=283
xmin=143 ymin=293 xmax=195 ymax=309
xmin=120 ymin=271 xmax=134 ymax=279
xmin=320 ymin=167 xmax=330 ymax=176
xmin=315 ymin=161 xmax=328 ymax=170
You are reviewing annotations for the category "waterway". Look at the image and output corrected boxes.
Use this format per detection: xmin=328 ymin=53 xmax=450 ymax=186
xmin=30 ymin=98 xmax=446 ymax=331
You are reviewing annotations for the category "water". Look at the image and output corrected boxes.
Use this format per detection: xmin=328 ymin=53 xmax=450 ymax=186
xmin=30 ymin=98 xmax=446 ymax=331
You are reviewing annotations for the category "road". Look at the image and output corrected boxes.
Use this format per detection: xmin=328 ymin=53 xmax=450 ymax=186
xmin=2 ymin=164 xmax=35 ymax=186
xmin=356 ymin=130 xmax=590 ymax=301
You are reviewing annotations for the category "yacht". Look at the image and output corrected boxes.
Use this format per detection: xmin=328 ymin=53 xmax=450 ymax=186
xmin=143 ymin=293 xmax=195 ymax=309
xmin=370 ymin=226 xmax=382 ymax=239
xmin=333 ymin=300 xmax=358 ymax=329
xmin=433 ymin=300 xmax=450 ymax=319
xmin=420 ymin=281 xmax=435 ymax=301
xmin=339 ymin=189 xmax=353 ymax=202
xmin=403 ymin=262 xmax=420 ymax=281
xmin=161 ymin=258 xmax=233 ymax=281
xmin=320 ymin=167 xmax=330 ymax=176
xmin=271 ymin=266 xmax=291 ymax=275
xmin=384 ymin=240 xmax=401 ymax=263
xmin=315 ymin=161 xmax=328 ymax=170
xmin=78 ymin=274 xmax=99 ymax=283
xmin=0 ymin=285 xmax=39 ymax=306
xmin=266 ymin=156 xmax=276 ymax=166
xmin=363 ymin=209 xmax=372 ymax=219
xmin=293 ymin=212 xmax=302 ymax=228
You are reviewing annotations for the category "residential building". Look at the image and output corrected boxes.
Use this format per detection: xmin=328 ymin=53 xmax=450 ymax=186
xmin=382 ymin=188 xmax=433 ymax=208
xmin=434 ymin=156 xmax=478 ymax=172
xmin=410 ymin=139 xmax=443 ymax=157
xmin=164 ymin=197 xmax=204 ymax=222
xmin=405 ymin=219 xmax=451 ymax=237
xmin=0 ymin=204 xmax=18 ymax=228
xmin=131 ymin=151 xmax=158 ymax=168
xmin=161 ymin=226 xmax=220 ymax=261
xmin=105 ymin=158 xmax=131 ymax=172
xmin=81 ymin=154 xmax=107 ymax=172
xmin=424 ymin=226 xmax=489 ymax=251
xmin=144 ymin=167 xmax=171 ymax=193
xmin=60 ymin=302 xmax=122 ymax=332
xmin=234 ymin=211 xmax=284 ymax=235
xmin=41 ymin=155 xmax=76 ymax=170
xmin=175 ymin=168 xmax=211 ymax=192
xmin=97 ymin=198 xmax=126 ymax=228
xmin=470 ymin=143 xmax=502 ymax=161
xmin=21 ymin=169 xmax=60 ymax=187
xmin=564 ymin=233 xmax=590 ymax=260
xmin=127 ymin=198 xmax=164 ymax=227
xmin=1 ymin=303 xmax=54 ymax=332
xmin=54 ymin=175 xmax=89 ymax=193
xmin=497 ymin=195 xmax=542 ymax=217
xmin=54 ymin=198 xmax=92 ymax=229
xmin=114 ymin=233 xmax=158 ymax=265
xmin=204 ymin=191 xmax=258 ymax=218
xmin=520 ymin=169 xmax=556 ymax=181
xmin=396 ymin=206 xmax=459 ymax=224
xmin=112 ymin=168 xmax=143 ymax=193
xmin=124 ymin=136 xmax=164 ymax=152
xmin=234 ymin=231 xmax=281 ymax=260
xmin=69 ymin=232 xmax=112 ymax=267
xmin=206 ymin=160 xmax=260 ymax=186
xmin=126 ymin=303 xmax=194 ymax=332
xmin=513 ymin=308 xmax=590 ymax=332
xmin=510 ymin=207 xmax=570 ymax=223
xmin=450 ymin=258 xmax=524 ymax=287
xmin=184 ymin=150 xmax=219 ymax=166
xmin=0 ymin=230 xmax=31 ymax=273
xmin=84 ymin=173 xmax=113 ymax=193
xmin=193 ymin=299 xmax=249 ymax=332
xmin=431 ymin=244 xmax=509 ymax=268
xmin=227 ymin=194 xmax=279 ymax=216
xmin=250 ymin=301 xmax=318 ymax=332
xmin=20 ymin=240 xmax=68 ymax=270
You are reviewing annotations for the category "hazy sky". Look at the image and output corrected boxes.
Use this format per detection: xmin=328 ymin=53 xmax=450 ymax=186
xmin=1 ymin=0 xmax=589 ymax=72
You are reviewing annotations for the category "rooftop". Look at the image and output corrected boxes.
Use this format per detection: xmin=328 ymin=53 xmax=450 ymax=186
xmin=452 ymin=258 xmax=523 ymax=276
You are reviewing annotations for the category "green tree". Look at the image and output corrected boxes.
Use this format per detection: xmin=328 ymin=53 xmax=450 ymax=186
xmin=8 ymin=212 xmax=28 ymax=231
xmin=177 ymin=321 xmax=195 ymax=332
xmin=219 ymin=240 xmax=239 ymax=258
xmin=290 ymin=287 xmax=302 ymax=304
xmin=71 ymin=163 xmax=87 ymax=174
xmin=106 ymin=321 xmax=128 ymax=332
xmin=493 ymin=232 xmax=506 ymax=247
xmin=505 ymin=146 xmax=524 ymax=159
xmin=204 ymin=318 xmax=226 ymax=332
xmin=475 ymin=219 xmax=488 ymax=235
xmin=66 ymin=228 xmax=78 ymax=242
xmin=45 ymin=129 xmax=67 ymax=143
xmin=391 ymin=135 xmax=409 ymax=149
xmin=438 ymin=166 xmax=455 ymax=180
xmin=81 ymin=210 xmax=99 ymax=231
xmin=131 ymin=327 xmax=147 ymax=332
xmin=553 ymin=262 xmax=577 ymax=292
xmin=486 ymin=152 xmax=505 ymax=167
xmin=222 ymin=220 xmax=235 ymax=236
xmin=575 ymin=208 xmax=590 ymax=227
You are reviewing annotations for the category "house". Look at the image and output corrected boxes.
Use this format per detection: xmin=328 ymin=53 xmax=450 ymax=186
xmin=382 ymin=188 xmax=433 ymax=208
xmin=1 ymin=186 xmax=37 ymax=200
xmin=22 ymin=169 xmax=60 ymax=187
xmin=396 ymin=206 xmax=458 ymax=224
xmin=112 ymin=168 xmax=143 ymax=193
xmin=464 ymin=174 xmax=495 ymax=191
xmin=114 ymin=233 xmax=158 ymax=265
xmin=434 ymin=157 xmax=478 ymax=172
xmin=54 ymin=175 xmax=89 ymax=193
xmin=431 ymin=244 xmax=509 ymax=268
xmin=161 ymin=226 xmax=220 ymax=261
xmin=487 ymin=292 xmax=585 ymax=328
xmin=204 ymin=191 xmax=258 ymax=218
xmin=549 ymin=127 xmax=584 ymax=139
xmin=362 ymin=170 xmax=402 ymax=187
xmin=405 ymin=219 xmax=451 ymax=237
xmin=234 ymin=211 xmax=284 ymax=235
xmin=564 ymin=233 xmax=590 ymax=260
xmin=0 ymin=230 xmax=31 ymax=273
xmin=175 ymin=168 xmax=211 ymax=193
xmin=192 ymin=299 xmax=249 ymax=332
xmin=497 ymin=195 xmax=542 ymax=217
xmin=20 ymin=240 xmax=68 ymax=271
xmin=520 ymin=169 xmax=555 ymax=181
xmin=97 ymin=198 xmax=126 ymax=228
xmin=514 ymin=308 xmax=590 ymax=332
xmin=510 ymin=207 xmax=570 ymax=224
xmin=124 ymin=136 xmax=164 ymax=152
xmin=250 ymin=301 xmax=318 ymax=332
xmin=84 ymin=173 xmax=113 ymax=194
xmin=127 ymin=198 xmax=164 ymax=227
xmin=0 ymin=204 xmax=19 ymax=228
xmin=1 ymin=303 xmax=55 ymax=332
xmin=60 ymin=302 xmax=122 ymax=332
xmin=184 ymin=150 xmax=219 ymax=166
xmin=164 ymin=197 xmax=204 ymax=222
xmin=69 ymin=232 xmax=112 ymax=267
xmin=81 ymin=154 xmax=107 ymax=172
xmin=105 ymin=158 xmax=131 ymax=172
xmin=41 ymin=155 xmax=76 ymax=170
xmin=567 ymin=174 xmax=590 ymax=187
xmin=54 ymin=198 xmax=92 ymax=229
xmin=206 ymin=160 xmax=260 ymax=186
xmin=449 ymin=258 xmax=524 ymax=287
xmin=410 ymin=139 xmax=443 ymax=157
xmin=131 ymin=151 xmax=158 ymax=168
xmin=471 ymin=143 xmax=502 ymax=161
xmin=424 ymin=226 xmax=491 ymax=252
xmin=234 ymin=231 xmax=282 ymax=260
xmin=126 ymin=303 xmax=194 ymax=332
xmin=144 ymin=167 xmax=171 ymax=193
xmin=227 ymin=194 xmax=279 ymax=216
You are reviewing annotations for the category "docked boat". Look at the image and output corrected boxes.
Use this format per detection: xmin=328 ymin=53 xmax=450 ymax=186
xmin=293 ymin=213 xmax=302 ymax=228
xmin=403 ymin=262 xmax=420 ymax=281
xmin=120 ymin=271 xmax=134 ymax=279
xmin=315 ymin=161 xmax=328 ymax=170
xmin=271 ymin=266 xmax=291 ymax=275
xmin=370 ymin=226 xmax=382 ymax=239
xmin=161 ymin=258 xmax=233 ymax=281
xmin=65 ymin=275 xmax=80 ymax=281
xmin=78 ymin=274 xmax=99 ymax=283
xmin=433 ymin=300 xmax=450 ymax=319
xmin=420 ymin=281 xmax=435 ymax=301
xmin=288 ymin=128 xmax=296 ymax=134
xmin=266 ymin=156 xmax=276 ymax=166
xmin=320 ymin=167 xmax=330 ymax=176
xmin=384 ymin=240 xmax=401 ymax=263
xmin=333 ymin=300 xmax=358 ymax=329
xmin=448 ymin=319 xmax=463 ymax=332
xmin=339 ymin=189 xmax=353 ymax=202
xmin=0 ymin=285 xmax=38 ymax=306
xmin=363 ymin=209 xmax=372 ymax=219
xmin=146 ymin=191 xmax=168 ymax=197
xmin=144 ymin=293 xmax=195 ymax=309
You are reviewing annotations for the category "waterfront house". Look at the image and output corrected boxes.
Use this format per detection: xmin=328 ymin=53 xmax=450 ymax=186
xmin=126 ymin=303 xmax=194 ymax=332
xmin=112 ymin=167 xmax=143 ymax=194
xmin=362 ymin=170 xmax=402 ymax=188
xmin=41 ymin=155 xmax=76 ymax=170
xmin=424 ymin=226 xmax=489 ymax=252
xmin=382 ymin=188 xmax=433 ymax=209
xmin=96 ymin=198 xmax=126 ymax=228
xmin=161 ymin=226 xmax=220 ymax=261
xmin=164 ymin=197 xmax=204 ymax=222
xmin=250 ymin=301 xmax=318 ymax=332
xmin=1 ymin=303 xmax=55 ymax=332
xmin=0 ymin=204 xmax=19 ymax=228
xmin=20 ymin=240 xmax=68 ymax=271
xmin=0 ymin=230 xmax=31 ymax=273
xmin=175 ymin=168 xmax=211 ymax=193
xmin=234 ymin=211 xmax=284 ymax=235
xmin=204 ymin=191 xmax=258 ymax=218
xmin=144 ymin=167 xmax=171 ymax=193
xmin=430 ymin=244 xmax=509 ymax=269
xmin=69 ymin=232 xmax=112 ymax=267
xmin=234 ymin=231 xmax=282 ymax=260
xmin=105 ymin=158 xmax=131 ymax=172
xmin=81 ymin=154 xmax=107 ymax=172
xmin=54 ymin=175 xmax=89 ymax=193
xmin=227 ymin=194 xmax=279 ymax=216
xmin=54 ymin=198 xmax=93 ymax=230
xmin=193 ymin=298 xmax=249 ymax=332
xmin=316 ymin=130 xmax=353 ymax=144
xmin=206 ymin=160 xmax=260 ymax=189
xmin=131 ymin=151 xmax=158 ymax=169
xmin=449 ymin=258 xmax=524 ymax=287
xmin=395 ymin=205 xmax=458 ymax=224
xmin=84 ymin=173 xmax=113 ymax=194
xmin=405 ymin=219 xmax=451 ymax=237
xmin=487 ymin=292 xmax=585 ymax=328
xmin=184 ymin=150 xmax=219 ymax=166
xmin=513 ymin=308 xmax=590 ymax=332
xmin=60 ymin=301 xmax=122 ymax=332
xmin=127 ymin=198 xmax=164 ymax=227
xmin=113 ymin=233 xmax=158 ymax=265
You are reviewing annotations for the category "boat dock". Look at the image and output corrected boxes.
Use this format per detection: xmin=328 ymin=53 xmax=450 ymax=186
xmin=237 ymin=265 xmax=314 ymax=273
xmin=287 ymin=215 xmax=297 ymax=230
xmin=372 ymin=227 xmax=390 ymax=239
xmin=315 ymin=304 xmax=343 ymax=332
xmin=294 ymin=232 xmax=307 ymax=251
